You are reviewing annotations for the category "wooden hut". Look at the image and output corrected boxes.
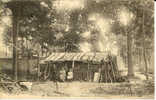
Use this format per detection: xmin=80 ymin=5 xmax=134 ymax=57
xmin=40 ymin=52 xmax=120 ymax=83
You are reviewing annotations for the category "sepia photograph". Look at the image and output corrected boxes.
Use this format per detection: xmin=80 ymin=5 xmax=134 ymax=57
xmin=0 ymin=0 xmax=154 ymax=99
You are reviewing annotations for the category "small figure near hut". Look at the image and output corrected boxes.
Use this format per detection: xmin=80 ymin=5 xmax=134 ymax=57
xmin=51 ymin=64 xmax=58 ymax=82
xmin=59 ymin=67 xmax=66 ymax=82
xmin=51 ymin=64 xmax=59 ymax=92
xmin=67 ymin=68 xmax=73 ymax=82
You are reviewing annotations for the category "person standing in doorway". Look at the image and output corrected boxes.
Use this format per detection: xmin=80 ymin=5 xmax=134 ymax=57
xmin=67 ymin=68 xmax=73 ymax=82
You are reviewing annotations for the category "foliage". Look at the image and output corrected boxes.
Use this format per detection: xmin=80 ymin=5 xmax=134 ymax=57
xmin=0 ymin=0 xmax=154 ymax=60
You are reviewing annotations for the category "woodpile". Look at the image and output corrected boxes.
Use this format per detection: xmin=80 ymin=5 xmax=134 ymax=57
xmin=99 ymin=55 xmax=125 ymax=83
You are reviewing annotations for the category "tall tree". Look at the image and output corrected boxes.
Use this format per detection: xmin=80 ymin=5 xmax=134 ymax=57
xmin=4 ymin=0 xmax=55 ymax=80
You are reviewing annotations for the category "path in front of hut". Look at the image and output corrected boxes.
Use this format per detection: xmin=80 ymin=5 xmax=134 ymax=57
xmin=29 ymin=72 xmax=154 ymax=98
xmin=0 ymin=81 xmax=154 ymax=98
xmin=49 ymin=82 xmax=113 ymax=97
xmin=0 ymin=72 xmax=154 ymax=98
xmin=31 ymin=81 xmax=105 ymax=97
xmin=57 ymin=82 xmax=91 ymax=97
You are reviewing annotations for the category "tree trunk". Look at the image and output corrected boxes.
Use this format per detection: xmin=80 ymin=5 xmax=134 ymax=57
xmin=143 ymin=47 xmax=148 ymax=80
xmin=127 ymin=31 xmax=134 ymax=77
xmin=26 ymin=39 xmax=29 ymax=80
xmin=5 ymin=46 xmax=7 ymax=56
xmin=139 ymin=48 xmax=142 ymax=68
xmin=12 ymin=13 xmax=19 ymax=81
xmin=10 ymin=2 xmax=22 ymax=81
xmin=142 ymin=9 xmax=148 ymax=80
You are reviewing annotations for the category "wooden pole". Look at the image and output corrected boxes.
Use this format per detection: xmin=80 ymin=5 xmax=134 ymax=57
xmin=44 ymin=62 xmax=51 ymax=80
xmin=72 ymin=60 xmax=75 ymax=68
xmin=110 ymin=61 xmax=116 ymax=82
xmin=48 ymin=63 xmax=51 ymax=79
xmin=87 ymin=62 xmax=89 ymax=81
xmin=107 ymin=63 xmax=112 ymax=83
xmin=53 ymin=63 xmax=58 ymax=92
xmin=105 ymin=64 xmax=108 ymax=83
xmin=37 ymin=53 xmax=40 ymax=81
xmin=99 ymin=67 xmax=102 ymax=83
xmin=44 ymin=62 xmax=48 ymax=80
xmin=113 ymin=57 xmax=119 ymax=76
xmin=100 ymin=63 xmax=103 ymax=82
xmin=26 ymin=40 xmax=29 ymax=80
xmin=108 ymin=71 xmax=112 ymax=83
xmin=90 ymin=65 xmax=92 ymax=82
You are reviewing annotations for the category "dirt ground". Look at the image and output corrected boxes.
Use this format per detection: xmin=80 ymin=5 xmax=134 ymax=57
xmin=0 ymin=80 xmax=154 ymax=99
xmin=0 ymin=71 xmax=154 ymax=99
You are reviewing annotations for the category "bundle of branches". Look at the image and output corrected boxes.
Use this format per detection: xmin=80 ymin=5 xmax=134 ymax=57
xmin=0 ymin=73 xmax=13 ymax=82
xmin=100 ymin=56 xmax=126 ymax=83
xmin=144 ymin=80 xmax=154 ymax=92
xmin=0 ymin=73 xmax=29 ymax=94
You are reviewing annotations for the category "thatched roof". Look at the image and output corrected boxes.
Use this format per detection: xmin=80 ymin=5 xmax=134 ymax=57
xmin=41 ymin=52 xmax=114 ymax=64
